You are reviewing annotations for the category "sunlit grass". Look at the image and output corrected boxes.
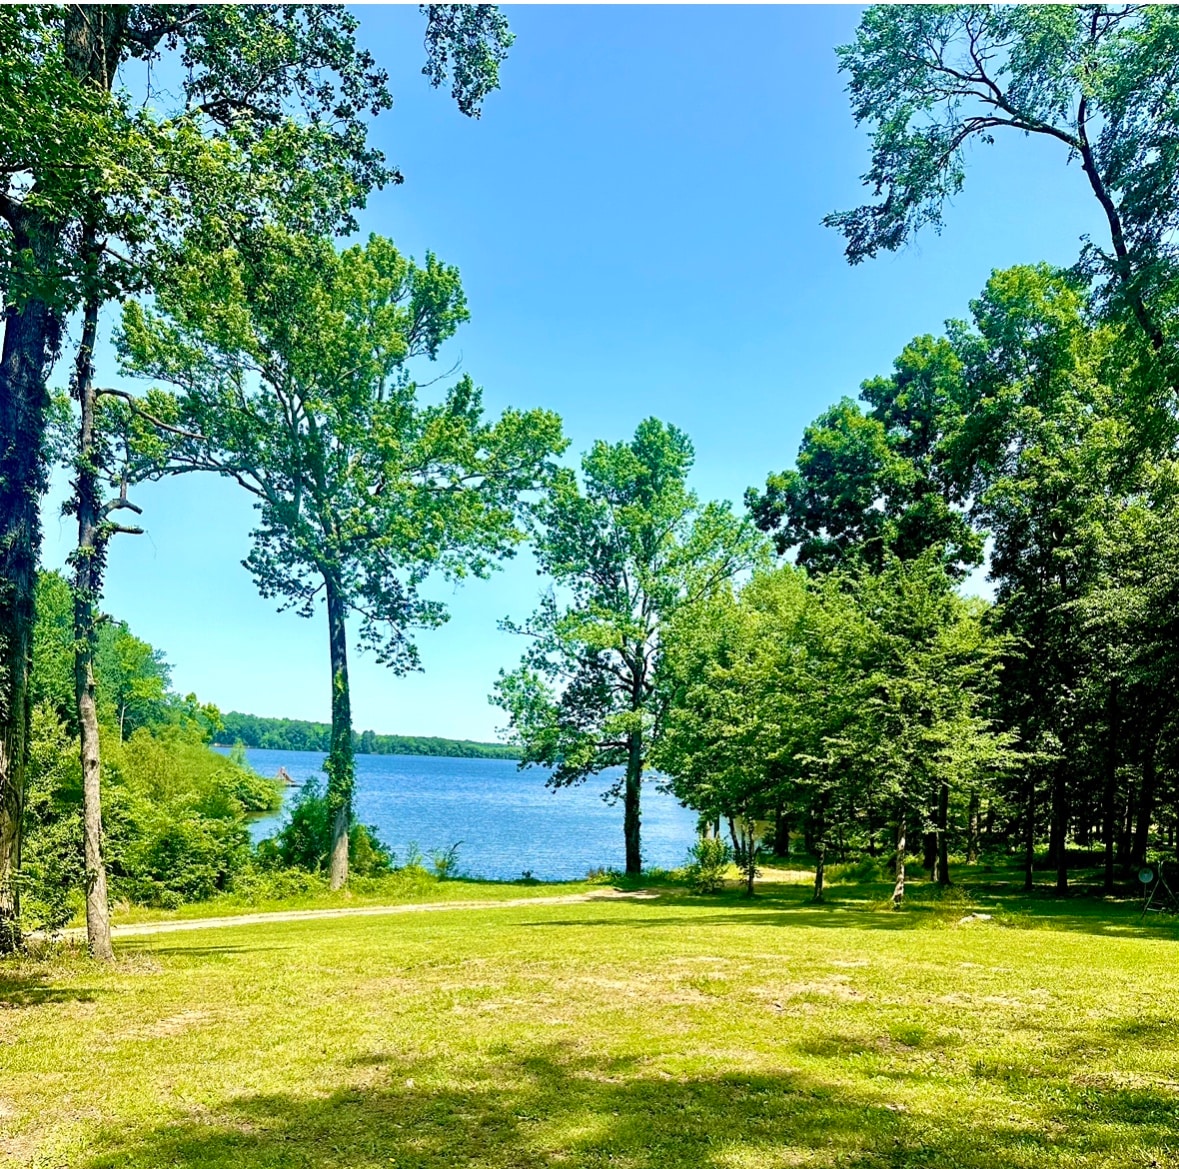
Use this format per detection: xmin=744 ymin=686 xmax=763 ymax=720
xmin=4 ymin=868 xmax=1179 ymax=1168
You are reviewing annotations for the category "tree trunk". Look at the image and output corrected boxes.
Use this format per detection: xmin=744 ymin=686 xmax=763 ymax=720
xmin=966 ymin=788 xmax=980 ymax=865
xmin=922 ymin=827 xmax=937 ymax=875
xmin=812 ymin=800 xmax=826 ymax=903
xmin=934 ymin=781 xmax=951 ymax=887
xmin=0 ymin=216 xmax=64 ymax=951
xmin=623 ymin=728 xmax=643 ymax=876
xmin=772 ymin=805 xmax=790 ymax=859
xmin=1102 ymin=684 xmax=1119 ymax=894
xmin=1132 ymin=731 xmax=1158 ymax=871
xmin=892 ymin=811 xmax=906 ymax=907
xmin=1051 ymin=764 xmax=1068 ymax=895
xmin=324 ymin=576 xmax=354 ymax=890
xmin=71 ymin=293 xmax=113 ymax=960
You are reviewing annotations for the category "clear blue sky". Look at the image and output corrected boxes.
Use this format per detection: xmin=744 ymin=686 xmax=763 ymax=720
xmin=41 ymin=5 xmax=1109 ymax=741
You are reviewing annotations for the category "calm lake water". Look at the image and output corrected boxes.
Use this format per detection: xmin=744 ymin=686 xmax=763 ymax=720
xmin=225 ymin=748 xmax=699 ymax=882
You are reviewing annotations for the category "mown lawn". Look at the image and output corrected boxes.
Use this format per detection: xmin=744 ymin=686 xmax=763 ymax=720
xmin=4 ymin=870 xmax=1179 ymax=1168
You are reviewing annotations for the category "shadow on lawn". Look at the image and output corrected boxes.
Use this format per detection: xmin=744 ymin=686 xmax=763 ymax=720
xmin=78 ymin=1043 xmax=1179 ymax=1169
xmin=518 ymin=878 xmax=1179 ymax=941
xmin=0 ymin=967 xmax=98 ymax=1009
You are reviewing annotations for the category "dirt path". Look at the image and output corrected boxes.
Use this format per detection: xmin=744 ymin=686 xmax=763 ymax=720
xmin=60 ymin=889 xmax=662 ymax=941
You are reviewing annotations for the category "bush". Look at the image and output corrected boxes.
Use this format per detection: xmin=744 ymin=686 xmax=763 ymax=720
xmin=226 ymin=865 xmax=328 ymax=904
xmin=685 ymin=837 xmax=732 ymax=894
xmin=121 ymin=815 xmax=250 ymax=905
xmin=430 ymin=842 xmax=463 ymax=880
xmin=260 ymin=780 xmax=393 ymax=877
xmin=20 ymin=705 xmax=85 ymax=933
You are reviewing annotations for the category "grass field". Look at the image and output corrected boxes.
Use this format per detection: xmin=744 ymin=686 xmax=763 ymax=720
xmin=4 ymin=868 xmax=1179 ymax=1168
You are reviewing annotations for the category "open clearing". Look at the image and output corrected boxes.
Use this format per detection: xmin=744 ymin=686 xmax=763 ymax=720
xmin=4 ymin=871 xmax=1179 ymax=1168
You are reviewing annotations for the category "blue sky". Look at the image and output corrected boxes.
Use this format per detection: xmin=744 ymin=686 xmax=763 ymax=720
xmin=41 ymin=5 xmax=1109 ymax=741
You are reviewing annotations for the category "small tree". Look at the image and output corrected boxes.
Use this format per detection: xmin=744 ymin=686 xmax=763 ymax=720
xmin=494 ymin=419 xmax=758 ymax=875
xmin=121 ymin=228 xmax=564 ymax=887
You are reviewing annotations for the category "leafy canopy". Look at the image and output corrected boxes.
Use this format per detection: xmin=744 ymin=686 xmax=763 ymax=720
xmin=120 ymin=227 xmax=566 ymax=671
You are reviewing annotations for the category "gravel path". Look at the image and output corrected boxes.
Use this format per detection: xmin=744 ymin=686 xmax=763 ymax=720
xmin=59 ymin=888 xmax=662 ymax=940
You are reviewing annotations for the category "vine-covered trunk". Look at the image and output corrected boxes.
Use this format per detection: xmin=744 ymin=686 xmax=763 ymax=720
xmin=892 ymin=812 xmax=906 ymax=907
xmin=324 ymin=576 xmax=354 ymax=890
xmin=71 ymin=295 xmax=113 ymax=960
xmin=623 ymin=728 xmax=642 ymax=875
xmin=0 ymin=221 xmax=63 ymax=952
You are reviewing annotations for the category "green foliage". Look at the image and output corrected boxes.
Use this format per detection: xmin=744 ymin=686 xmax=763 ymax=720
xmin=18 ymin=706 xmax=84 ymax=933
xmin=430 ymin=842 xmax=464 ymax=881
xmin=827 ymin=5 xmax=1179 ymax=373
xmin=257 ymin=781 xmax=393 ymax=879
xmin=748 ymin=339 xmax=982 ymax=577
xmin=121 ymin=229 xmax=565 ymax=671
xmin=21 ymin=578 xmax=285 ymax=920
xmin=422 ymin=5 xmax=515 ymax=118
xmin=684 ymin=837 xmax=731 ymax=894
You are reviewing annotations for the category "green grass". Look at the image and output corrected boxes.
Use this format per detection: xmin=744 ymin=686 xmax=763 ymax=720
xmin=5 ymin=867 xmax=1179 ymax=1168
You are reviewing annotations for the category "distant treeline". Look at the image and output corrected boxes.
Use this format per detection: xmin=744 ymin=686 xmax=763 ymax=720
xmin=219 ymin=712 xmax=520 ymax=760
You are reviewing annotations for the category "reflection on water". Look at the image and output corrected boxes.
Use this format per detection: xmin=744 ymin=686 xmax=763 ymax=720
xmin=220 ymin=747 xmax=698 ymax=882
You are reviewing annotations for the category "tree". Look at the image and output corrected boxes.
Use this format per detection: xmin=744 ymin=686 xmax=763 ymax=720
xmin=656 ymin=566 xmax=856 ymax=898
xmin=0 ymin=1 xmax=514 ymax=949
xmin=946 ymin=265 xmax=1131 ymax=892
xmin=849 ymin=557 xmax=1012 ymax=901
xmin=65 ymin=293 xmax=145 ymax=959
xmin=120 ymin=228 xmax=564 ymax=888
xmin=826 ymin=5 xmax=1179 ymax=378
xmin=494 ymin=419 xmax=759 ymax=875
xmin=748 ymin=339 xmax=982 ymax=578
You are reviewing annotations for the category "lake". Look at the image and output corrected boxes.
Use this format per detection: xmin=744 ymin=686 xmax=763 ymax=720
xmin=226 ymin=748 xmax=700 ymax=882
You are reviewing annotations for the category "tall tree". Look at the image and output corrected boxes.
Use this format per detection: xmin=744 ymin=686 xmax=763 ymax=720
xmin=494 ymin=419 xmax=758 ymax=875
xmin=948 ymin=265 xmax=1130 ymax=892
xmin=120 ymin=228 xmax=564 ymax=888
xmin=0 ymin=1 xmax=513 ymax=948
xmin=826 ymin=5 xmax=1179 ymax=381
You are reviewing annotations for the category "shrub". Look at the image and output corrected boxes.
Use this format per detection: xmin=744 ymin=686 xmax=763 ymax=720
xmin=685 ymin=837 xmax=732 ymax=894
xmin=20 ymin=705 xmax=85 ymax=933
xmin=430 ymin=842 xmax=463 ymax=880
xmin=260 ymin=780 xmax=393 ymax=877
xmin=828 ymin=855 xmax=889 ymax=884
xmin=227 ymin=865 xmax=327 ymax=904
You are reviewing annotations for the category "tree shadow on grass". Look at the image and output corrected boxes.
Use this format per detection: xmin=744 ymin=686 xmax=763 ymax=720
xmin=519 ymin=878 xmax=1179 ymax=941
xmin=76 ymin=1043 xmax=1179 ymax=1169
xmin=0 ymin=969 xmax=98 ymax=1009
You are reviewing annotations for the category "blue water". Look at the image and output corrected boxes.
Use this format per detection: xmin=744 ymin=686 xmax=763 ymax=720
xmin=224 ymin=748 xmax=699 ymax=882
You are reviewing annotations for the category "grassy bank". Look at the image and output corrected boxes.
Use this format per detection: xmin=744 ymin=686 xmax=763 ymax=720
xmin=4 ymin=869 xmax=1179 ymax=1168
